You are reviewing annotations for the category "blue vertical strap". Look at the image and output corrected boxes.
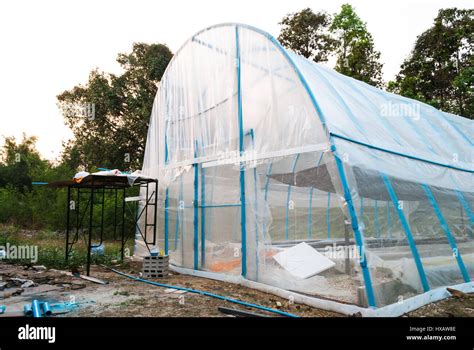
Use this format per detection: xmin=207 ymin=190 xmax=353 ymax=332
xmin=422 ymin=184 xmax=470 ymax=282
xmin=193 ymin=142 xmax=199 ymax=270
xmin=235 ymin=25 xmax=247 ymax=277
xmin=455 ymin=190 xmax=474 ymax=223
xmin=264 ymin=163 xmax=273 ymax=201
xmin=164 ymin=134 xmax=169 ymax=164
xmin=375 ymin=200 xmax=380 ymax=238
xmin=200 ymin=165 xmax=206 ymax=267
xmin=333 ymin=153 xmax=376 ymax=308
xmin=308 ymin=187 xmax=314 ymax=239
xmin=382 ymin=174 xmax=430 ymax=292
xmin=326 ymin=192 xmax=331 ymax=239
xmin=164 ymin=118 xmax=170 ymax=254
xmin=164 ymin=188 xmax=169 ymax=255
xmin=261 ymin=31 xmax=375 ymax=307
xmin=285 ymin=154 xmax=300 ymax=240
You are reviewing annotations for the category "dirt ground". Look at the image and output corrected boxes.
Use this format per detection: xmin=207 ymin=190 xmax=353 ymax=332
xmin=0 ymin=261 xmax=472 ymax=317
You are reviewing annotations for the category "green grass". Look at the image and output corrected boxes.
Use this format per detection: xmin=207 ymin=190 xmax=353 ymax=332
xmin=0 ymin=224 xmax=133 ymax=270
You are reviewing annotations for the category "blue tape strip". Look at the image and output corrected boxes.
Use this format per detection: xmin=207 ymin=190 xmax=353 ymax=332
xmin=334 ymin=154 xmax=377 ymax=307
xmin=331 ymin=133 xmax=473 ymax=173
xmin=164 ymin=188 xmax=169 ymax=255
xmin=455 ymin=190 xmax=474 ymax=223
xmin=422 ymin=184 xmax=470 ymax=282
xmin=193 ymin=164 xmax=199 ymax=270
xmin=201 ymin=166 xmax=206 ymax=267
xmin=193 ymin=141 xmax=199 ymax=270
xmin=382 ymin=174 xmax=430 ymax=292
xmin=236 ymin=25 xmax=247 ymax=277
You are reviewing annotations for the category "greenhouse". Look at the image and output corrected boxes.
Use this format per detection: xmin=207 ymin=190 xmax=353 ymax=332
xmin=136 ymin=23 xmax=474 ymax=316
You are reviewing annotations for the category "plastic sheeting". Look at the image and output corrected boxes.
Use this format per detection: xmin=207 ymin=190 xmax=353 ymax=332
xmin=138 ymin=23 xmax=474 ymax=309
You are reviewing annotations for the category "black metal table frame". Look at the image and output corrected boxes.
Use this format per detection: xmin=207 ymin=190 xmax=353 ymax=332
xmin=64 ymin=177 xmax=158 ymax=275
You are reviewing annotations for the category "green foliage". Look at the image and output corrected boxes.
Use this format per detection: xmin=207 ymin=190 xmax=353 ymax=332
xmin=278 ymin=8 xmax=337 ymax=62
xmin=0 ymin=135 xmax=72 ymax=228
xmin=0 ymin=225 xmax=130 ymax=269
xmin=388 ymin=8 xmax=474 ymax=119
xmin=57 ymin=43 xmax=173 ymax=171
xmin=330 ymin=4 xmax=383 ymax=87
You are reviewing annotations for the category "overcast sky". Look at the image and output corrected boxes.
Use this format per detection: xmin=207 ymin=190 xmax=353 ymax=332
xmin=0 ymin=0 xmax=471 ymax=160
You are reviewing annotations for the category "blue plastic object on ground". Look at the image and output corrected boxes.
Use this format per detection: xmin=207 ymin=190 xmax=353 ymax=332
xmin=104 ymin=265 xmax=299 ymax=318
xmin=41 ymin=302 xmax=52 ymax=316
xmin=31 ymin=300 xmax=42 ymax=318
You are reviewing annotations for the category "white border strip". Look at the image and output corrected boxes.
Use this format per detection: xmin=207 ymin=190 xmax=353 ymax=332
xmin=202 ymin=143 xmax=330 ymax=169
xmin=371 ymin=281 xmax=474 ymax=317
xmin=163 ymin=143 xmax=330 ymax=170
xmin=170 ymin=265 xmax=369 ymax=316
xmin=170 ymin=264 xmax=474 ymax=317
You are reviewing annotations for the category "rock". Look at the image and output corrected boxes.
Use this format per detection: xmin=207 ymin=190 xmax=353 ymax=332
xmin=275 ymin=301 xmax=282 ymax=309
xmin=20 ymin=280 xmax=35 ymax=288
xmin=447 ymin=288 xmax=472 ymax=299
xmin=21 ymin=284 xmax=62 ymax=295
xmin=0 ymin=287 xmax=23 ymax=298
xmin=33 ymin=265 xmax=47 ymax=271
xmin=70 ymin=282 xmax=86 ymax=290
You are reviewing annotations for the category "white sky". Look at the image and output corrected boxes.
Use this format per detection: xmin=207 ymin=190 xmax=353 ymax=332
xmin=0 ymin=0 xmax=471 ymax=160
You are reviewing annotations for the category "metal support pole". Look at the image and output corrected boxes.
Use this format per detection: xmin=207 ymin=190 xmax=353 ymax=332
xmin=65 ymin=185 xmax=71 ymax=263
xmin=86 ymin=180 xmax=95 ymax=276
xmin=114 ymin=188 xmax=118 ymax=240
xmin=121 ymin=188 xmax=126 ymax=261
xmin=152 ymin=180 xmax=158 ymax=246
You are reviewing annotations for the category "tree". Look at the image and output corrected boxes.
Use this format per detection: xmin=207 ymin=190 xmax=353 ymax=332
xmin=0 ymin=135 xmax=76 ymax=228
xmin=278 ymin=8 xmax=337 ymax=62
xmin=330 ymin=4 xmax=383 ymax=87
xmin=0 ymin=134 xmax=46 ymax=193
xmin=388 ymin=8 xmax=473 ymax=119
xmin=57 ymin=43 xmax=173 ymax=171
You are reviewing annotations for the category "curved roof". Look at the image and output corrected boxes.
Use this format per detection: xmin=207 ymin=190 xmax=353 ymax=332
xmin=144 ymin=23 xmax=473 ymax=192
